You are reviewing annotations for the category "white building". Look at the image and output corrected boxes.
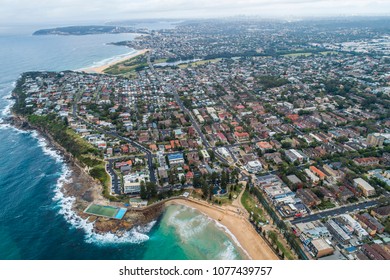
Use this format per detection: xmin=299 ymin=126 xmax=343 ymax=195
xmin=304 ymin=169 xmax=320 ymax=183
xmin=353 ymin=178 xmax=376 ymax=197
xmin=123 ymin=172 xmax=149 ymax=194
xmin=246 ymin=160 xmax=263 ymax=173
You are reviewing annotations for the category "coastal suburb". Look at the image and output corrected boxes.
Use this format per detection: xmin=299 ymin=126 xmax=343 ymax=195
xmin=10 ymin=18 xmax=390 ymax=260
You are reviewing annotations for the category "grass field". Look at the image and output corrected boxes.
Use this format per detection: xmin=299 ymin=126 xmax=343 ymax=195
xmin=104 ymin=53 xmax=148 ymax=75
xmin=241 ymin=189 xmax=266 ymax=223
xmin=84 ymin=204 xmax=124 ymax=219
xmin=178 ymin=58 xmax=221 ymax=68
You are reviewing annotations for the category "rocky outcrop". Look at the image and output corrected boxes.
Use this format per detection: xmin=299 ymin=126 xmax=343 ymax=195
xmin=7 ymin=114 xmax=165 ymax=235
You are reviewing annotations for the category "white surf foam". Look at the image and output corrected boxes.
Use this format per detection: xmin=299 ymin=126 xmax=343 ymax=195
xmin=169 ymin=204 xmax=250 ymax=259
xmin=30 ymin=131 xmax=64 ymax=163
xmin=0 ymin=122 xmax=30 ymax=134
xmin=213 ymin=218 xmax=251 ymax=260
xmin=75 ymin=49 xmax=137 ymax=72
xmin=52 ymin=163 xmax=155 ymax=245
xmin=217 ymin=241 xmax=239 ymax=260
xmin=167 ymin=207 xmax=208 ymax=240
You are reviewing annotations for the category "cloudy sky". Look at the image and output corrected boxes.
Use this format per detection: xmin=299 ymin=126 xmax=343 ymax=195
xmin=2 ymin=0 xmax=390 ymax=25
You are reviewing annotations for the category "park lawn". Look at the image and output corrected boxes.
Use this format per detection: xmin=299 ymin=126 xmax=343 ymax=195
xmin=241 ymin=189 xmax=266 ymax=223
xmin=104 ymin=54 xmax=148 ymax=75
xmin=179 ymin=58 xmax=221 ymax=69
xmin=282 ymin=52 xmax=312 ymax=57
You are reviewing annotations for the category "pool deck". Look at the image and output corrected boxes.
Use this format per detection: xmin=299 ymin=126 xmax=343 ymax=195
xmin=84 ymin=204 xmax=128 ymax=220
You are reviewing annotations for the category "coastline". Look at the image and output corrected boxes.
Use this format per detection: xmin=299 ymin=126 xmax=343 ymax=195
xmin=80 ymin=48 xmax=149 ymax=74
xmin=165 ymin=198 xmax=279 ymax=260
xmin=7 ymin=114 xmax=278 ymax=259
xmin=7 ymin=114 xmax=162 ymax=236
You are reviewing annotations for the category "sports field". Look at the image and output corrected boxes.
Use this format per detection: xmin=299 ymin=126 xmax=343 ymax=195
xmin=84 ymin=204 xmax=127 ymax=219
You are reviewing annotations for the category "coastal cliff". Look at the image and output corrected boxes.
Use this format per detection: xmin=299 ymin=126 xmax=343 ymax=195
xmin=7 ymin=114 xmax=163 ymax=235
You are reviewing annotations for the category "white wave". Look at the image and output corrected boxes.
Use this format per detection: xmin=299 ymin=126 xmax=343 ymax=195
xmin=217 ymin=241 xmax=239 ymax=260
xmin=0 ymin=123 xmax=11 ymax=129
xmin=52 ymin=163 xmax=155 ymax=245
xmin=167 ymin=208 xmax=209 ymax=240
xmin=213 ymin=218 xmax=251 ymax=260
xmin=0 ymin=122 xmax=30 ymax=134
xmin=75 ymin=49 xmax=137 ymax=71
xmin=2 ymin=93 xmax=12 ymax=100
xmin=30 ymin=131 xmax=63 ymax=163
xmin=1 ymin=94 xmax=14 ymax=117
xmin=85 ymin=221 xmax=156 ymax=245
xmin=169 ymin=204 xmax=250 ymax=260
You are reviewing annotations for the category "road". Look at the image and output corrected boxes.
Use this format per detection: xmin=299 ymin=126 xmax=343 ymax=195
xmin=74 ymin=115 xmax=157 ymax=183
xmin=291 ymin=199 xmax=379 ymax=224
xmin=106 ymin=159 xmax=121 ymax=194
xmin=147 ymin=54 xmax=211 ymax=149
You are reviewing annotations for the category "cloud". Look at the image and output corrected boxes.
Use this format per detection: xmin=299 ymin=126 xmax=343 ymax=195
xmin=1 ymin=0 xmax=389 ymax=24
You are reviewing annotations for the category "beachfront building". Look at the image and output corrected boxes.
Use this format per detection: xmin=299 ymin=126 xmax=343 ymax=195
xmin=123 ymin=172 xmax=149 ymax=194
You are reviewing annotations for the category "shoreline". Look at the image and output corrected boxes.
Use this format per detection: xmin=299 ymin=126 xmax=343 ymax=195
xmin=6 ymin=114 xmax=162 ymax=237
xmin=6 ymin=114 xmax=278 ymax=259
xmin=165 ymin=198 xmax=279 ymax=260
xmin=79 ymin=48 xmax=149 ymax=74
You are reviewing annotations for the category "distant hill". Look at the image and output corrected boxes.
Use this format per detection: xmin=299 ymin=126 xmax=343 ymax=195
xmin=33 ymin=25 xmax=149 ymax=35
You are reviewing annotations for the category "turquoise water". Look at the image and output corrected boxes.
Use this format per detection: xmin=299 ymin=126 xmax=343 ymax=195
xmin=0 ymin=27 xmax=244 ymax=260
xmin=144 ymin=205 xmax=244 ymax=260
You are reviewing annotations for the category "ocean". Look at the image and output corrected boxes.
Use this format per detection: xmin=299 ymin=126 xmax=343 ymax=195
xmin=0 ymin=27 xmax=244 ymax=260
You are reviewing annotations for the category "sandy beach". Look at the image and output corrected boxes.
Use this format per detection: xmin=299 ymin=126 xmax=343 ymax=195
xmin=166 ymin=197 xmax=278 ymax=260
xmin=80 ymin=48 xmax=149 ymax=74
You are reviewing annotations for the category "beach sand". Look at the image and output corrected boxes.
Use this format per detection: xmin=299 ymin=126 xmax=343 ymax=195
xmin=166 ymin=198 xmax=278 ymax=260
xmin=80 ymin=48 xmax=149 ymax=74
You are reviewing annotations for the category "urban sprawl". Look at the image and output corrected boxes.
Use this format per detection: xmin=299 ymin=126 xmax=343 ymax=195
xmin=13 ymin=18 xmax=390 ymax=260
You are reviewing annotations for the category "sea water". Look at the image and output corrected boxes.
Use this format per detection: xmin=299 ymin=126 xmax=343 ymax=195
xmin=0 ymin=25 xmax=244 ymax=259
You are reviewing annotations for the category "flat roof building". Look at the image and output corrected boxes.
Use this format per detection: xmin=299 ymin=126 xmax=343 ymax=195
xmin=353 ymin=178 xmax=376 ymax=197
xmin=308 ymin=238 xmax=334 ymax=258
xmin=168 ymin=153 xmax=185 ymax=166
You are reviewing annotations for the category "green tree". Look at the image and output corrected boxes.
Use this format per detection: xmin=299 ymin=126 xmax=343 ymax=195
xmin=201 ymin=179 xmax=209 ymax=199
xmin=140 ymin=181 xmax=147 ymax=199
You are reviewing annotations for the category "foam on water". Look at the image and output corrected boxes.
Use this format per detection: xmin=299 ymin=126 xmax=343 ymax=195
xmin=30 ymin=131 xmax=63 ymax=163
xmin=168 ymin=204 xmax=250 ymax=260
xmin=167 ymin=206 xmax=208 ymax=240
xmin=213 ymin=219 xmax=251 ymax=260
xmin=51 ymin=159 xmax=155 ymax=245
xmin=76 ymin=49 xmax=137 ymax=71
xmin=217 ymin=241 xmax=239 ymax=260
xmin=0 ymin=122 xmax=29 ymax=133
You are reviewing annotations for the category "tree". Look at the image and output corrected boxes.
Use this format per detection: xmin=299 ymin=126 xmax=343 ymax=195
xmin=140 ymin=181 xmax=147 ymax=199
xmin=201 ymin=179 xmax=209 ymax=199
xmin=193 ymin=175 xmax=201 ymax=188
xmin=221 ymin=171 xmax=228 ymax=189
xmin=208 ymin=185 xmax=214 ymax=200
xmin=268 ymin=231 xmax=278 ymax=244
xmin=146 ymin=182 xmax=157 ymax=198
xmin=211 ymin=172 xmax=218 ymax=184
xmin=180 ymin=175 xmax=186 ymax=185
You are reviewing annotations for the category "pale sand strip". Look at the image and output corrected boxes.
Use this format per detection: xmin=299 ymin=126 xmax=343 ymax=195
xmin=165 ymin=198 xmax=279 ymax=260
xmin=80 ymin=48 xmax=149 ymax=74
